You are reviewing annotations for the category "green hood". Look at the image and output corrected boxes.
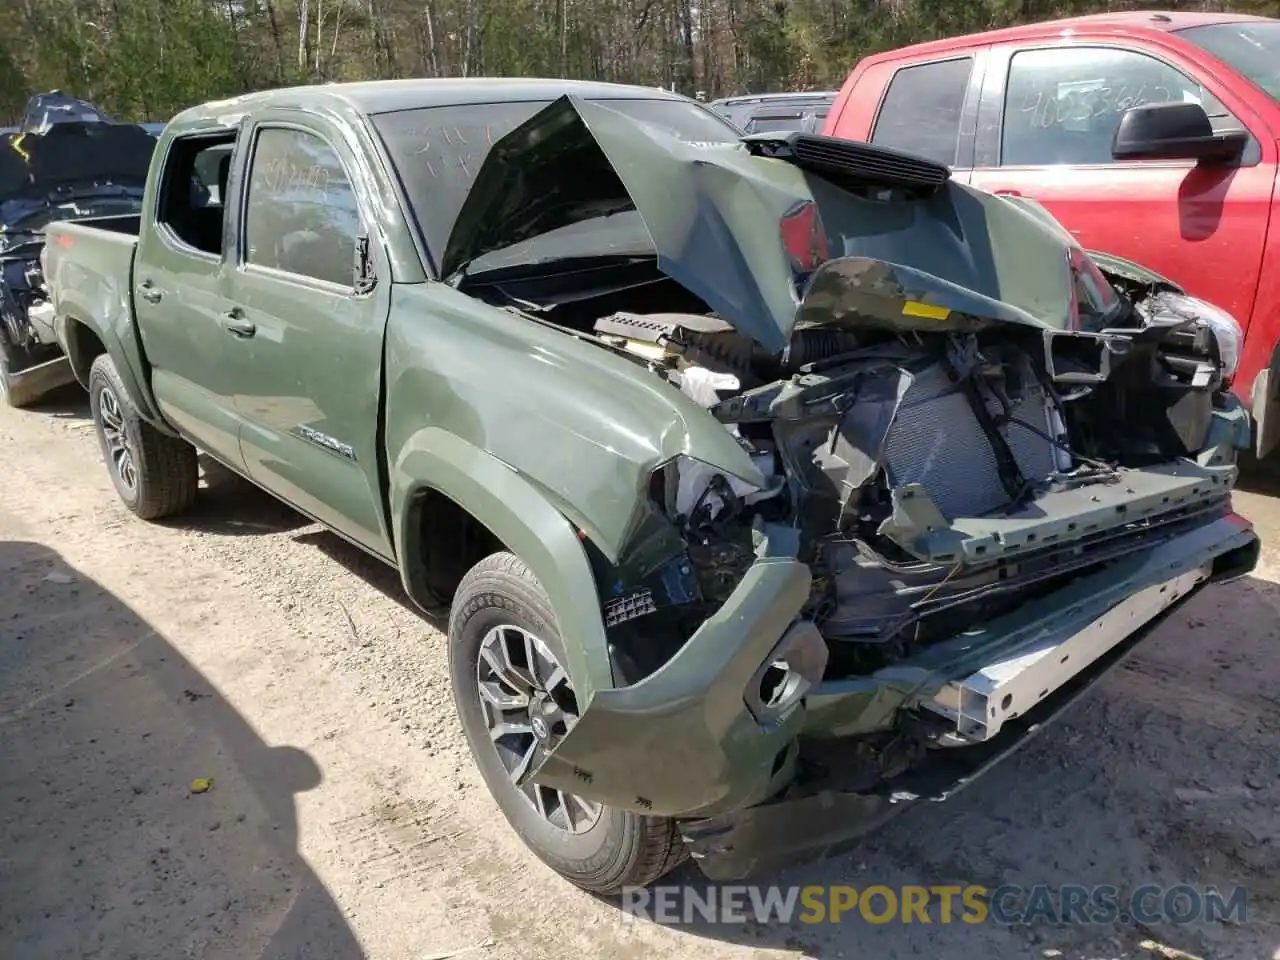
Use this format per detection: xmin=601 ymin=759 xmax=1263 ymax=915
xmin=442 ymin=95 xmax=1120 ymax=354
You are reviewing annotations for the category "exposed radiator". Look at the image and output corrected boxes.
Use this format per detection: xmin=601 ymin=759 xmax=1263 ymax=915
xmin=883 ymin=362 xmax=1058 ymax=519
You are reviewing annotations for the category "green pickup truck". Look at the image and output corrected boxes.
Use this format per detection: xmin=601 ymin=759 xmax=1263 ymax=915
xmin=42 ymin=78 xmax=1260 ymax=893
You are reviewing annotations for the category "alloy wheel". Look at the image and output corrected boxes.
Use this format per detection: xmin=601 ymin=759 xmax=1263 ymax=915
xmin=97 ymin=384 xmax=138 ymax=495
xmin=476 ymin=624 xmax=602 ymax=833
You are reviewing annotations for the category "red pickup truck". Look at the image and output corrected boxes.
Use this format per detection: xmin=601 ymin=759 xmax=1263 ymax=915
xmin=824 ymin=10 xmax=1280 ymax=458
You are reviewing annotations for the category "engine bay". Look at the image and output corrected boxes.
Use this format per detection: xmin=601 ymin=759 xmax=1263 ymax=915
xmin=463 ymin=254 xmax=1242 ymax=683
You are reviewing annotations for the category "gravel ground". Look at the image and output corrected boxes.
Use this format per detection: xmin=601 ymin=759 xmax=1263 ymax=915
xmin=0 ymin=388 xmax=1276 ymax=960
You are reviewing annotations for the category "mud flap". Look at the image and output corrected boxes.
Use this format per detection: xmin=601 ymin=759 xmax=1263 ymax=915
xmin=1252 ymin=364 xmax=1280 ymax=459
xmin=2 ymin=353 xmax=75 ymax=407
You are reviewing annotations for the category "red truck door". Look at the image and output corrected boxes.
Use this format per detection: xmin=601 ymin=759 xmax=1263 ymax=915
xmin=966 ymin=40 xmax=1274 ymax=339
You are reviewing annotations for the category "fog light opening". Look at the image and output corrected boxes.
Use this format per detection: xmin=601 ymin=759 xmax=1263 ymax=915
xmin=760 ymin=660 xmax=791 ymax=707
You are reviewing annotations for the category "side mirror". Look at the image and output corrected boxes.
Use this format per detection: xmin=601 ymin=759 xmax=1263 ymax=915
xmin=1111 ymin=101 xmax=1247 ymax=164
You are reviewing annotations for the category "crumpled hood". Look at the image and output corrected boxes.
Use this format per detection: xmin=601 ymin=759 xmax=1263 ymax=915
xmin=443 ymin=95 xmax=1115 ymax=355
xmin=0 ymin=121 xmax=153 ymax=210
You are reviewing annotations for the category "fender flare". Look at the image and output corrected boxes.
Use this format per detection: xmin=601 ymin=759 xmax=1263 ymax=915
xmin=389 ymin=428 xmax=615 ymax=703
xmin=57 ymin=311 xmax=171 ymax=433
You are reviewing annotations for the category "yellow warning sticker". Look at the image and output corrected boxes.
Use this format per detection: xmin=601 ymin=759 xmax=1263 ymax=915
xmin=901 ymin=300 xmax=951 ymax=320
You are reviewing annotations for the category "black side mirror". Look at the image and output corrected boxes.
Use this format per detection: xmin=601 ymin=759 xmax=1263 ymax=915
xmin=1111 ymin=101 xmax=1247 ymax=164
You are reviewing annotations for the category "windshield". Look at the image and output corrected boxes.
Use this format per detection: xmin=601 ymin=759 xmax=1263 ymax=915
xmin=372 ymin=97 xmax=741 ymax=273
xmin=1178 ymin=21 xmax=1280 ymax=101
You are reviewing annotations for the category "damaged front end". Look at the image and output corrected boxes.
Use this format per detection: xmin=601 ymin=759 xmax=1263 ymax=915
xmin=0 ymin=118 xmax=152 ymax=404
xmin=447 ymin=100 xmax=1260 ymax=878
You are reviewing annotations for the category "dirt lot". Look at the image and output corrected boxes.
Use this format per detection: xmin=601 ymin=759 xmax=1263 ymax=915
xmin=0 ymin=389 xmax=1277 ymax=960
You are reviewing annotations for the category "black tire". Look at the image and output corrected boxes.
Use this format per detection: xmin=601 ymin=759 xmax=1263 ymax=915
xmin=88 ymin=353 xmax=198 ymax=519
xmin=0 ymin=337 xmax=42 ymax=408
xmin=448 ymin=551 xmax=687 ymax=894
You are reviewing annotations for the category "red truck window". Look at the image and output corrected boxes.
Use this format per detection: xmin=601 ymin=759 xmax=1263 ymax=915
xmin=1000 ymin=47 xmax=1218 ymax=167
xmin=1178 ymin=21 xmax=1280 ymax=101
xmin=870 ymin=57 xmax=974 ymax=166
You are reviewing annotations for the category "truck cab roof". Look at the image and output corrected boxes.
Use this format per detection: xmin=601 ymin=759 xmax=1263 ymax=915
xmin=168 ymin=78 xmax=694 ymax=130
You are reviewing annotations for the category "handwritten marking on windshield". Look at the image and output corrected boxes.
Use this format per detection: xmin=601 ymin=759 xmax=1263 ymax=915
xmin=408 ymin=123 xmax=518 ymax=182
xmin=412 ymin=125 xmax=504 ymax=156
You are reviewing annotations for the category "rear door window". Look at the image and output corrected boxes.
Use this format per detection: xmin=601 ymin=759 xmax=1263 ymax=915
xmin=870 ymin=57 xmax=975 ymax=165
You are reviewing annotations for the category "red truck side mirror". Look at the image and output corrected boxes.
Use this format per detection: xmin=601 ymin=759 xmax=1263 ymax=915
xmin=1111 ymin=101 xmax=1247 ymax=165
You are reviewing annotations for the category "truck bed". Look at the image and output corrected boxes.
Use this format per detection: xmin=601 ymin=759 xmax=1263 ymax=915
xmin=44 ymin=215 xmax=139 ymax=314
xmin=43 ymin=215 xmax=143 ymax=398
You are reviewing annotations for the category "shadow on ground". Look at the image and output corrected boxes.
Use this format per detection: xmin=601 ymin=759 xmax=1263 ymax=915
xmin=172 ymin=455 xmax=311 ymax=537
xmin=18 ymin=382 xmax=88 ymax=420
xmin=291 ymin=529 xmax=433 ymax=621
xmin=1235 ymin=452 xmax=1280 ymax=498
xmin=0 ymin=539 xmax=364 ymax=959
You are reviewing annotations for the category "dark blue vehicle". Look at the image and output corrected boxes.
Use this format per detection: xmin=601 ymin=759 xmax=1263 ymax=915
xmin=19 ymin=91 xmax=112 ymax=134
xmin=0 ymin=99 xmax=155 ymax=405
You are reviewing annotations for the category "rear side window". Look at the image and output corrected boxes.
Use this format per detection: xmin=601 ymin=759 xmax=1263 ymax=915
xmin=243 ymin=127 xmax=361 ymax=288
xmin=870 ymin=57 xmax=974 ymax=165
xmin=156 ymin=134 xmax=237 ymax=257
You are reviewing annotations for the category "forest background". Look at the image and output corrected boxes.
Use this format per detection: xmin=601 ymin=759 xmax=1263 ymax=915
xmin=1 ymin=0 xmax=1276 ymax=122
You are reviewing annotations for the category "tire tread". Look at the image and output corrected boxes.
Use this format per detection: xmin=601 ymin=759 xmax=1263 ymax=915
xmin=449 ymin=551 xmax=687 ymax=895
xmin=89 ymin=353 xmax=198 ymax=519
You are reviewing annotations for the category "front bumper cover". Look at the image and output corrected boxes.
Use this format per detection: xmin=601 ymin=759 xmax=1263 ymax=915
xmin=685 ymin=513 xmax=1258 ymax=880
xmin=531 ymin=505 xmax=1259 ymax=876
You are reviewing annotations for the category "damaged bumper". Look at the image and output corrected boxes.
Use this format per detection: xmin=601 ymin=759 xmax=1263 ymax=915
xmin=531 ymin=504 xmax=1258 ymax=879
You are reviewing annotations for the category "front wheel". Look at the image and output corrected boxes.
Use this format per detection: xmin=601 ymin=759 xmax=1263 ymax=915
xmin=88 ymin=353 xmax=199 ymax=519
xmin=448 ymin=551 xmax=687 ymax=894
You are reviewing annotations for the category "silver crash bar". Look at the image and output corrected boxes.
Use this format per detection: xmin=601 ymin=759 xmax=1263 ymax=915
xmin=923 ymin=563 xmax=1210 ymax=742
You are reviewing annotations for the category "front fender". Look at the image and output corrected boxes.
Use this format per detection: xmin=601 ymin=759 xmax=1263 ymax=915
xmin=390 ymin=428 xmax=615 ymax=702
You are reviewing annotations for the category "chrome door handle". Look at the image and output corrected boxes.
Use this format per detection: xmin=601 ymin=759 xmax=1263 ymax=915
xmin=137 ymin=280 xmax=163 ymax=304
xmin=222 ymin=309 xmax=256 ymax=338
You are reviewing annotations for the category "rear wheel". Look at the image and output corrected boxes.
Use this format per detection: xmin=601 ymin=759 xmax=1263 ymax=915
xmin=88 ymin=353 xmax=198 ymax=519
xmin=448 ymin=551 xmax=686 ymax=894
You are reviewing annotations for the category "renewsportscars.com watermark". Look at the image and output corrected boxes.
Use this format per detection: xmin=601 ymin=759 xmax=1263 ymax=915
xmin=620 ymin=884 xmax=1248 ymax=927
